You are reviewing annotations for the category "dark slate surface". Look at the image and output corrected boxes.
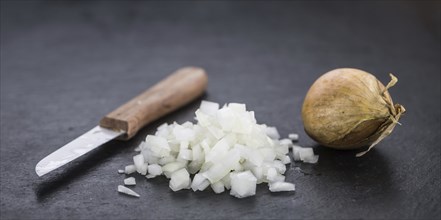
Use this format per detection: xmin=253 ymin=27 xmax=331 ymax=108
xmin=1 ymin=1 xmax=440 ymax=219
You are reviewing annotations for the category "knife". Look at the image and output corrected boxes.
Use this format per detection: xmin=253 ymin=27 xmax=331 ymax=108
xmin=35 ymin=67 xmax=208 ymax=177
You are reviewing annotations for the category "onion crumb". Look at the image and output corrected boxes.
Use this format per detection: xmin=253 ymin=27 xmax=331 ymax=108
xmin=117 ymin=185 xmax=140 ymax=198
xmin=124 ymin=177 xmax=136 ymax=186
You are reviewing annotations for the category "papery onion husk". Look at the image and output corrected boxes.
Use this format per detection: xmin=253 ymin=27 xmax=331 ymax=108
xmin=301 ymin=68 xmax=405 ymax=156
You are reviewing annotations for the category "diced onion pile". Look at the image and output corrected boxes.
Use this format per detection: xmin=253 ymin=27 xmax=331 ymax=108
xmin=117 ymin=101 xmax=318 ymax=198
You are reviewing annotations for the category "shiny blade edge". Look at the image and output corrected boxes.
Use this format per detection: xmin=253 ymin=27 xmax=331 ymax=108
xmin=35 ymin=126 xmax=124 ymax=177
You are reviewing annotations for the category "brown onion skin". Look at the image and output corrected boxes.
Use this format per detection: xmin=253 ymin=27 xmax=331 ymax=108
xmin=301 ymin=68 xmax=402 ymax=150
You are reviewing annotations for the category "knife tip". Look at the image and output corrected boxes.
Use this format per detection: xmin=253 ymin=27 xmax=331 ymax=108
xmin=35 ymin=162 xmax=48 ymax=177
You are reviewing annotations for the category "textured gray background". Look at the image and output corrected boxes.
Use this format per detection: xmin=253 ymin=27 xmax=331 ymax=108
xmin=1 ymin=1 xmax=440 ymax=219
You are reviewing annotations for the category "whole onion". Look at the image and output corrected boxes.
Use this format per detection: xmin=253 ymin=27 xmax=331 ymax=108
xmin=301 ymin=68 xmax=405 ymax=156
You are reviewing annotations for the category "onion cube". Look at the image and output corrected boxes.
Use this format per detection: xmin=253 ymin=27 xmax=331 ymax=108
xmin=207 ymin=126 xmax=225 ymax=139
xmin=133 ymin=154 xmax=145 ymax=174
xmin=158 ymin=156 xmax=175 ymax=165
xmin=191 ymin=144 xmax=203 ymax=162
xmin=195 ymin=110 xmax=211 ymax=127
xmin=232 ymin=118 xmax=253 ymax=134
xmin=288 ymin=133 xmax=299 ymax=141
xmin=259 ymin=148 xmax=276 ymax=162
xmin=272 ymin=160 xmax=286 ymax=173
xmin=269 ymin=182 xmax=295 ymax=192
xmin=230 ymin=171 xmax=257 ymax=198
xmin=142 ymin=148 xmax=159 ymax=164
xmin=146 ymin=135 xmax=170 ymax=157
xmin=279 ymin=138 xmax=293 ymax=147
xmin=173 ymin=126 xmax=195 ymax=142
xmin=276 ymin=144 xmax=289 ymax=157
xmin=302 ymin=154 xmax=319 ymax=164
xmin=266 ymin=167 xmax=278 ymax=182
xmin=124 ymin=165 xmax=136 ymax=174
xmin=178 ymin=149 xmax=193 ymax=161
xmin=169 ymin=168 xmax=191 ymax=191
xmin=206 ymin=138 xmax=230 ymax=164
xmin=221 ymin=174 xmax=231 ymax=190
xmin=217 ymin=108 xmax=236 ymax=131
xmin=200 ymin=101 xmax=219 ymax=115
xmin=211 ymin=181 xmax=225 ymax=194
xmin=250 ymin=166 xmax=264 ymax=184
xmin=202 ymin=163 xmax=231 ymax=183
xmin=265 ymin=126 xmax=280 ymax=140
xmin=162 ymin=162 xmax=187 ymax=178
xmin=140 ymin=163 xmax=148 ymax=175
xmin=188 ymin=160 xmax=203 ymax=174
xmin=191 ymin=173 xmax=210 ymax=191
xmin=147 ymin=164 xmax=162 ymax=176
xmin=228 ymin=103 xmax=246 ymax=112
xmin=293 ymin=147 xmax=319 ymax=164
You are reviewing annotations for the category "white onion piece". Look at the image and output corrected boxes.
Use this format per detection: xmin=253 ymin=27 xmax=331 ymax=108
xmin=265 ymin=126 xmax=280 ymax=140
xmin=279 ymin=139 xmax=293 ymax=148
xmin=202 ymin=164 xmax=231 ymax=183
xmin=133 ymin=154 xmax=145 ymax=174
xmin=230 ymin=171 xmax=257 ymax=198
xmin=124 ymin=165 xmax=136 ymax=174
xmin=250 ymin=166 xmax=264 ymax=184
xmin=211 ymin=181 xmax=225 ymax=194
xmin=293 ymin=146 xmax=319 ymax=164
xmin=173 ymin=126 xmax=195 ymax=142
xmin=216 ymin=108 xmax=236 ymax=131
xmin=276 ymin=143 xmax=289 ymax=156
xmin=191 ymin=144 xmax=203 ymax=162
xmin=228 ymin=103 xmax=246 ymax=112
xmin=118 ymin=185 xmax=140 ymax=198
xmin=158 ymin=156 xmax=175 ymax=166
xmin=162 ymin=162 xmax=187 ymax=178
xmin=188 ymin=160 xmax=203 ymax=175
xmin=124 ymin=177 xmax=136 ymax=185
xmin=142 ymin=148 xmax=159 ymax=164
xmin=288 ymin=133 xmax=299 ymax=141
xmin=281 ymin=155 xmax=291 ymax=164
xmin=302 ymin=154 xmax=319 ymax=164
xmin=266 ymin=167 xmax=278 ymax=182
xmin=191 ymin=173 xmax=210 ymax=191
xmin=140 ymin=163 xmax=148 ymax=175
xmin=195 ymin=110 xmax=211 ymax=127
xmin=200 ymin=100 xmax=219 ymax=116
xmin=145 ymin=135 xmax=170 ymax=157
xmin=177 ymin=149 xmax=193 ymax=161
xmin=272 ymin=160 xmax=286 ymax=174
xmin=232 ymin=118 xmax=252 ymax=134
xmin=169 ymin=168 xmax=191 ymax=191
xmin=271 ymin=174 xmax=285 ymax=183
xmin=259 ymin=148 xmax=276 ymax=162
xmin=269 ymin=182 xmax=295 ymax=192
xmin=146 ymin=164 xmax=162 ymax=178
xmin=221 ymin=174 xmax=231 ymax=190
xmin=205 ymin=138 xmax=230 ymax=164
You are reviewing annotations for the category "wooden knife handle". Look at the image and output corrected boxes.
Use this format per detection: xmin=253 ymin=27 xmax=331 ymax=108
xmin=99 ymin=67 xmax=208 ymax=140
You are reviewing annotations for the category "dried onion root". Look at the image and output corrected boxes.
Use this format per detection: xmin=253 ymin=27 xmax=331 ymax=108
xmin=301 ymin=68 xmax=405 ymax=156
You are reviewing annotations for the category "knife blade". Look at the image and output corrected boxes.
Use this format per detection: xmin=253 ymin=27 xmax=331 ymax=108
xmin=35 ymin=67 xmax=208 ymax=176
